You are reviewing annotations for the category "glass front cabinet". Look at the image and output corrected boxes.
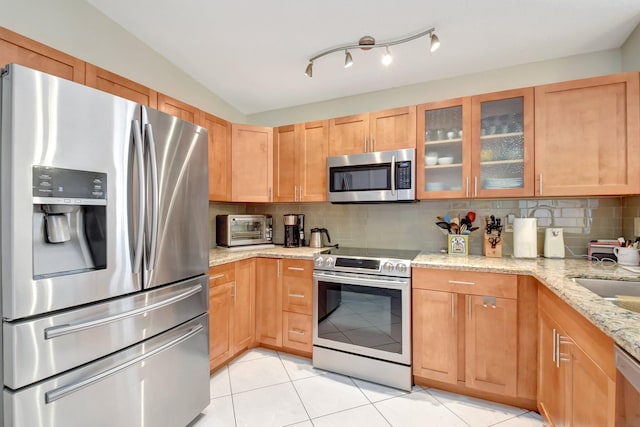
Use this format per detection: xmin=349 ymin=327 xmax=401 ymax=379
xmin=417 ymin=88 xmax=534 ymax=199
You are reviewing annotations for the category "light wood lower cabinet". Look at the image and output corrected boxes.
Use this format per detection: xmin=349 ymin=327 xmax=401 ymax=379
xmin=412 ymin=268 xmax=536 ymax=407
xmin=538 ymin=285 xmax=615 ymax=427
xmin=208 ymin=259 xmax=255 ymax=371
xmin=255 ymin=258 xmax=313 ymax=354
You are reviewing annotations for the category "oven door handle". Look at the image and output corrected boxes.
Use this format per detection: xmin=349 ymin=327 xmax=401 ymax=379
xmin=313 ymin=271 xmax=409 ymax=289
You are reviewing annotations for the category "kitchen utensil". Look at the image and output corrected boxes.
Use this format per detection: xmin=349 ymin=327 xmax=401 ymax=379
xmin=436 ymin=221 xmax=451 ymax=233
xmin=309 ymin=227 xmax=332 ymax=248
xmin=444 ymin=214 xmax=451 ymax=223
xmin=450 ymin=223 xmax=460 ymax=234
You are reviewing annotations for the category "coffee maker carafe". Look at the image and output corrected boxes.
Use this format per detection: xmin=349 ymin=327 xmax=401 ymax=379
xmin=283 ymin=214 xmax=300 ymax=248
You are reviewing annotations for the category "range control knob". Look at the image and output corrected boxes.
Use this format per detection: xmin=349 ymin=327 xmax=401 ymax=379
xmin=396 ymin=263 xmax=407 ymax=274
xmin=325 ymin=257 xmax=335 ymax=267
xmin=383 ymin=262 xmax=395 ymax=272
xmin=314 ymin=257 xmax=324 ymax=268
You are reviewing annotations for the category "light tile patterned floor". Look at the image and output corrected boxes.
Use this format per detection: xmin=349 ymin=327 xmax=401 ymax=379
xmin=191 ymin=348 xmax=544 ymax=427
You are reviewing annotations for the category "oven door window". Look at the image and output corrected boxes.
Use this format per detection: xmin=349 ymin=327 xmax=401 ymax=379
xmin=329 ymin=164 xmax=391 ymax=192
xmin=230 ymin=218 xmax=264 ymax=241
xmin=317 ymin=281 xmax=403 ymax=354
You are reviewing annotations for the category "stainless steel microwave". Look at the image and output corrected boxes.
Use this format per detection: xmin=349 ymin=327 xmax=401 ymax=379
xmin=327 ymin=148 xmax=416 ymax=203
xmin=216 ymin=214 xmax=273 ymax=247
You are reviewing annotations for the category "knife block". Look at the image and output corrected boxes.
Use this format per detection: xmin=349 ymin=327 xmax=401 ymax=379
xmin=483 ymin=233 xmax=503 ymax=258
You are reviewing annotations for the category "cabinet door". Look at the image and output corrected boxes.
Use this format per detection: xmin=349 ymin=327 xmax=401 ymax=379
xmin=232 ymin=124 xmax=274 ymax=202
xmin=465 ymin=295 xmax=518 ymax=396
xmin=298 ymin=120 xmax=329 ymax=202
xmin=209 ymin=281 xmax=233 ymax=370
xmin=329 ymin=113 xmax=369 ymax=156
xmin=535 ymin=73 xmax=640 ymax=196
xmin=273 ymin=125 xmax=297 ymax=202
xmin=472 ymin=88 xmax=534 ymax=198
xmin=417 ymin=98 xmax=472 ymax=199
xmin=282 ymin=312 xmax=312 ymax=353
xmin=85 ymin=64 xmax=158 ymax=108
xmin=538 ymin=310 xmax=567 ymax=426
xmin=255 ymin=258 xmax=282 ymax=347
xmin=369 ymin=106 xmax=417 ymax=152
xmin=0 ymin=27 xmax=85 ymax=83
xmin=412 ymin=289 xmax=458 ymax=384
xmin=282 ymin=259 xmax=312 ymax=315
xmin=233 ymin=259 xmax=255 ymax=353
xmin=157 ymin=93 xmax=201 ymax=125
xmin=204 ymin=113 xmax=232 ymax=201
xmin=568 ymin=340 xmax=616 ymax=427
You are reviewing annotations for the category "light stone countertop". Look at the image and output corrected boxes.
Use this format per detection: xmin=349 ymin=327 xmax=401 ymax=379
xmin=209 ymin=247 xmax=640 ymax=362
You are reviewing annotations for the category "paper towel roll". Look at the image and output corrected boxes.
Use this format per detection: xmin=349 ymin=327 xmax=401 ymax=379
xmin=513 ymin=218 xmax=537 ymax=258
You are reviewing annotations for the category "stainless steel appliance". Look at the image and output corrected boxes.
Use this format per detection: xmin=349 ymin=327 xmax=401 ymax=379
xmin=615 ymin=345 xmax=640 ymax=427
xmin=216 ymin=214 xmax=273 ymax=247
xmin=297 ymin=213 xmax=306 ymax=246
xmin=312 ymin=247 xmax=418 ymax=391
xmin=1 ymin=64 xmax=210 ymax=427
xmin=309 ymin=227 xmax=332 ymax=248
xmin=283 ymin=214 xmax=300 ymax=247
xmin=327 ymin=148 xmax=416 ymax=203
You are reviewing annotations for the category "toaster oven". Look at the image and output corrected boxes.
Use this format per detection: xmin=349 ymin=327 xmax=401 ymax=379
xmin=216 ymin=214 xmax=273 ymax=247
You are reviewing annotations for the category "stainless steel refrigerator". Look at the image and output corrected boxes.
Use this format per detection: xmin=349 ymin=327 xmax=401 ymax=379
xmin=0 ymin=64 xmax=210 ymax=426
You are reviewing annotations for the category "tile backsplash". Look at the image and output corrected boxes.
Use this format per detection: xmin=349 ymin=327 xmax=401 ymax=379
xmin=210 ymin=197 xmax=625 ymax=256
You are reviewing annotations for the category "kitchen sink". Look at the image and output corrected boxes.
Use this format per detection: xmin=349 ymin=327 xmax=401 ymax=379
xmin=573 ymin=277 xmax=640 ymax=313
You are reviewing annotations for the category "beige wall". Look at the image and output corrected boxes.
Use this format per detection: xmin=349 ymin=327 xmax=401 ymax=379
xmin=0 ymin=0 xmax=246 ymax=123
xmin=211 ymin=197 xmax=622 ymax=257
xmin=246 ymin=49 xmax=622 ymax=127
xmin=622 ymin=22 xmax=640 ymax=71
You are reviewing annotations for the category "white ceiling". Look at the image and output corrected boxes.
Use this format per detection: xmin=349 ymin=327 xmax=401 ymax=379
xmin=86 ymin=0 xmax=640 ymax=115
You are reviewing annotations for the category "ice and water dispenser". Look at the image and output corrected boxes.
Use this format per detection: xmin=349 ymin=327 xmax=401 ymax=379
xmin=32 ymin=166 xmax=107 ymax=278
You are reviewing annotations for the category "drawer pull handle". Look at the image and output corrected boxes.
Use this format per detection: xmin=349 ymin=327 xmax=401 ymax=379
xmin=288 ymin=293 xmax=305 ymax=298
xmin=289 ymin=329 xmax=305 ymax=335
xmin=287 ymin=267 xmax=305 ymax=271
xmin=448 ymin=280 xmax=475 ymax=285
xmin=210 ymin=274 xmax=225 ymax=280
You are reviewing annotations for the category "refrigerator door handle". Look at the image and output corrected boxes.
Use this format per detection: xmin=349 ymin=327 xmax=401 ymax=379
xmin=44 ymin=323 xmax=204 ymax=404
xmin=145 ymin=123 xmax=159 ymax=271
xmin=43 ymin=284 xmax=203 ymax=339
xmin=132 ymin=119 xmax=145 ymax=274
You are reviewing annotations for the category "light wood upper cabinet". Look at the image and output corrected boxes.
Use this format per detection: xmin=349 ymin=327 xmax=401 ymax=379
xmin=273 ymin=121 xmax=328 ymax=202
xmin=232 ymin=124 xmax=274 ymax=202
xmin=418 ymin=88 xmax=533 ymax=199
xmin=0 ymin=26 xmax=85 ymax=83
xmin=329 ymin=107 xmax=416 ymax=156
xmin=157 ymin=93 xmax=202 ymax=125
xmin=85 ymin=64 xmax=158 ymax=108
xmin=535 ymin=72 xmax=640 ymax=196
xmin=204 ymin=113 xmax=232 ymax=201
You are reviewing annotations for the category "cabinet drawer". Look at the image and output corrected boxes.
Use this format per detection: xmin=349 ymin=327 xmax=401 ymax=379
xmin=282 ymin=312 xmax=312 ymax=353
xmin=283 ymin=280 xmax=312 ymax=315
xmin=209 ymin=263 xmax=235 ymax=286
xmin=282 ymin=259 xmax=313 ymax=278
xmin=413 ymin=268 xmax=517 ymax=299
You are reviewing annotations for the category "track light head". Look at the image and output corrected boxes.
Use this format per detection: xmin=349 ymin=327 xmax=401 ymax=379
xmin=381 ymin=46 xmax=392 ymax=66
xmin=430 ymin=32 xmax=441 ymax=53
xmin=344 ymin=50 xmax=353 ymax=69
xmin=305 ymin=61 xmax=313 ymax=78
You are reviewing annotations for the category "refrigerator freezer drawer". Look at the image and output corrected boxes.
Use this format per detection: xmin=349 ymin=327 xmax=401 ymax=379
xmin=3 ymin=314 xmax=210 ymax=427
xmin=3 ymin=275 xmax=208 ymax=389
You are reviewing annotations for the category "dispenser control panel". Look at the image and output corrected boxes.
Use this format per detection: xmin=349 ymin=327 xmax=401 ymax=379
xmin=32 ymin=166 xmax=107 ymax=205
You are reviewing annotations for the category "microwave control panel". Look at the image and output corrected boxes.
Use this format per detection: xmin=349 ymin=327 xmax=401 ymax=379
xmin=396 ymin=161 xmax=412 ymax=189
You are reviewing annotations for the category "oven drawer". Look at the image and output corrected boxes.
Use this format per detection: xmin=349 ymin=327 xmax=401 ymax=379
xmin=209 ymin=263 xmax=235 ymax=286
xmin=412 ymin=268 xmax=517 ymax=299
xmin=283 ymin=312 xmax=312 ymax=352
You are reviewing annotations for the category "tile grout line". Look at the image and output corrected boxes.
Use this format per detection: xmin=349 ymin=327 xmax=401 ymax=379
xmin=424 ymin=388 xmax=473 ymax=427
xmin=276 ymin=351 xmax=314 ymax=425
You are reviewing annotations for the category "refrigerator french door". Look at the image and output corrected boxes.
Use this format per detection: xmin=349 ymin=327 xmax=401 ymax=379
xmin=1 ymin=64 xmax=209 ymax=427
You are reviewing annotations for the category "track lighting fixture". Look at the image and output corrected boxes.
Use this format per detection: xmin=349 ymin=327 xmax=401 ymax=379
xmin=304 ymin=27 xmax=439 ymax=77
xmin=344 ymin=50 xmax=353 ymax=68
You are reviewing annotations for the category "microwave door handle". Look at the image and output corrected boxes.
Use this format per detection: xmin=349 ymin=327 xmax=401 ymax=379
xmin=131 ymin=120 xmax=145 ymax=274
xmin=145 ymin=123 xmax=159 ymax=271
xmin=391 ymin=155 xmax=396 ymax=195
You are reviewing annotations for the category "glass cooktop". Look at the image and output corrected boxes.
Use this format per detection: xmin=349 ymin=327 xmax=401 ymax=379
xmin=320 ymin=247 xmax=420 ymax=261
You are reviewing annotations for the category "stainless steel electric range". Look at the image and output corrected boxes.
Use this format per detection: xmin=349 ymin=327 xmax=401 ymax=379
xmin=312 ymin=247 xmax=419 ymax=391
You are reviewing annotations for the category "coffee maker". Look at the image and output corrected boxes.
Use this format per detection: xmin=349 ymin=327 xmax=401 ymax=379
xmin=283 ymin=214 xmax=300 ymax=248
